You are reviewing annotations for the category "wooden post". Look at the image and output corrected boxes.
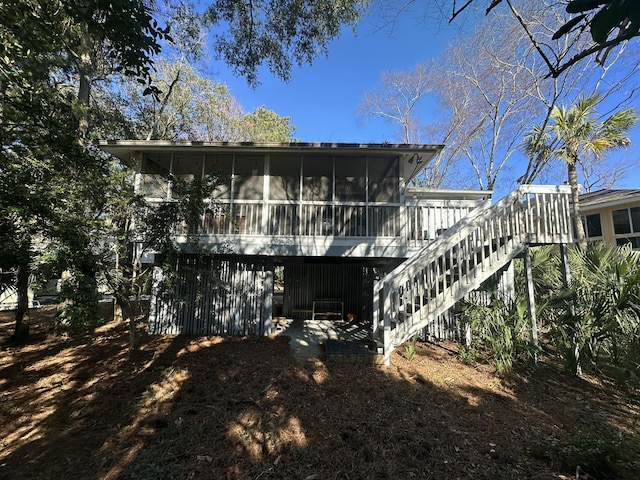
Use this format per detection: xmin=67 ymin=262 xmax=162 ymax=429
xmin=560 ymin=243 xmax=581 ymax=375
xmin=523 ymin=247 xmax=538 ymax=366
xmin=372 ymin=281 xmax=380 ymax=337
xmin=262 ymin=258 xmax=274 ymax=336
xmin=465 ymin=320 xmax=472 ymax=348
xmin=382 ymin=282 xmax=392 ymax=366
xmin=498 ymin=261 xmax=515 ymax=305
xmin=560 ymin=243 xmax=571 ymax=287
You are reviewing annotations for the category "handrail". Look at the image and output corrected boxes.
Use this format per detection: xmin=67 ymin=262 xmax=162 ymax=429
xmin=169 ymin=196 xmax=485 ymax=240
xmin=374 ymin=185 xmax=572 ymax=364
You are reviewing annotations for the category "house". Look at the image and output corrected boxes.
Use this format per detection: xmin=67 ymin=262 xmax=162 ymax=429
xmin=99 ymin=141 xmax=574 ymax=363
xmin=579 ymin=189 xmax=640 ymax=249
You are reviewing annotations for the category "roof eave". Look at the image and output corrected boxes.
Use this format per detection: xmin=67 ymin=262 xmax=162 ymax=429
xmin=97 ymin=140 xmax=444 ymax=157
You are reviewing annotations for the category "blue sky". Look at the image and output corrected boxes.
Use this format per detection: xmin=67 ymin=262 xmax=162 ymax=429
xmin=212 ymin=4 xmax=456 ymax=143
xmin=207 ymin=5 xmax=640 ymax=195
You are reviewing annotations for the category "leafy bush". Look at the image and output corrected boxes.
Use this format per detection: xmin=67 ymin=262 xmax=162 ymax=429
xmin=460 ymin=291 xmax=536 ymax=375
xmin=550 ymin=242 xmax=640 ymax=379
xmin=57 ymin=272 xmax=103 ymax=334
xmin=404 ymin=334 xmax=418 ymax=361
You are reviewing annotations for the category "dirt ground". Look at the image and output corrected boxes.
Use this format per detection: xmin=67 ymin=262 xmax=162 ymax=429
xmin=1 ymin=306 xmax=639 ymax=480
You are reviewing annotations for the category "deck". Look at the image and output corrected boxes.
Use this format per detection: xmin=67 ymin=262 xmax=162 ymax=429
xmin=168 ymin=196 xmax=489 ymax=258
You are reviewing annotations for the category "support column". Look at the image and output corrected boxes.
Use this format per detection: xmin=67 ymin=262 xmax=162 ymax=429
xmin=560 ymin=243 xmax=571 ymax=286
xmin=372 ymin=280 xmax=380 ymax=337
xmin=262 ymin=258 xmax=274 ymax=335
xmin=383 ymin=283 xmax=392 ymax=366
xmin=498 ymin=261 xmax=515 ymax=305
xmin=560 ymin=243 xmax=581 ymax=375
xmin=523 ymin=247 xmax=538 ymax=365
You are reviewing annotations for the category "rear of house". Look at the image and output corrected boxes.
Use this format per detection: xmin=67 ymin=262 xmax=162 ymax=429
xmin=100 ymin=141 xmax=573 ymax=363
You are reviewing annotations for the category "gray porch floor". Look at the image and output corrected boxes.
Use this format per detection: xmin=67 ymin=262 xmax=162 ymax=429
xmin=274 ymin=318 xmax=383 ymax=363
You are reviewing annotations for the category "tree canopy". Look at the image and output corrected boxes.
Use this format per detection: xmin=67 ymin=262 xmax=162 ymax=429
xmin=111 ymin=59 xmax=295 ymax=142
xmin=1 ymin=0 xmax=361 ymax=337
xmin=448 ymin=0 xmax=640 ymax=77
xmin=361 ymin=1 xmax=639 ymax=191
xmin=523 ymin=93 xmax=637 ymax=242
xmin=203 ymin=0 xmax=369 ymax=85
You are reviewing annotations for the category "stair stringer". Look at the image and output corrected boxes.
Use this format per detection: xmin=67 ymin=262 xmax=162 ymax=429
xmin=386 ymin=238 xmax=527 ymax=352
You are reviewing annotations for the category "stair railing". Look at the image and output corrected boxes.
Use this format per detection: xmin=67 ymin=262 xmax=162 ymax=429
xmin=373 ymin=185 xmax=572 ymax=364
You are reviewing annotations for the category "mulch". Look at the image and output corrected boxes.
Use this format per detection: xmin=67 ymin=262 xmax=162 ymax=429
xmin=1 ymin=306 xmax=639 ymax=479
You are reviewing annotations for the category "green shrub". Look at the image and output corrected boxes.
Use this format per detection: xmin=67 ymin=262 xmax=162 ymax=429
xmin=404 ymin=334 xmax=418 ymax=361
xmin=550 ymin=242 xmax=640 ymax=379
xmin=57 ymin=272 xmax=102 ymax=334
xmin=460 ymin=292 xmax=536 ymax=375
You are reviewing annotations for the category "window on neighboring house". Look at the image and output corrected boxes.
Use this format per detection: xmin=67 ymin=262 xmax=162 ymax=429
xmin=612 ymin=206 xmax=640 ymax=249
xmin=583 ymin=213 xmax=603 ymax=238
xmin=616 ymin=237 xmax=640 ymax=249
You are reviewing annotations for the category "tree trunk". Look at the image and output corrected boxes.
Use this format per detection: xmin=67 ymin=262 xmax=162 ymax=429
xmin=13 ymin=240 xmax=31 ymax=340
xmin=567 ymin=159 xmax=585 ymax=244
xmin=113 ymin=292 xmax=134 ymax=348
xmin=77 ymin=49 xmax=92 ymax=141
xmin=128 ymin=257 xmax=143 ymax=350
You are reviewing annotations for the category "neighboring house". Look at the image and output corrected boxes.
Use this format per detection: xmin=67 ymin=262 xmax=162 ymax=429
xmin=579 ymin=189 xmax=640 ymax=249
xmin=0 ymin=286 xmax=36 ymax=312
xmin=100 ymin=141 xmax=574 ymax=363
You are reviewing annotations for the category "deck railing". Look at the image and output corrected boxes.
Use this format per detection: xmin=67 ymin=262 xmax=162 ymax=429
xmin=173 ymin=198 xmax=486 ymax=242
xmin=373 ymin=185 xmax=573 ymax=364
xmin=406 ymin=199 xmax=490 ymax=246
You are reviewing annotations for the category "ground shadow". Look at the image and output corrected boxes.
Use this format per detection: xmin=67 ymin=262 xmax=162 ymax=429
xmin=1 ymin=310 xmax=638 ymax=480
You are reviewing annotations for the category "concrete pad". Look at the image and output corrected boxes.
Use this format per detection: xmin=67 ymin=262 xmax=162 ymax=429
xmin=276 ymin=318 xmax=381 ymax=362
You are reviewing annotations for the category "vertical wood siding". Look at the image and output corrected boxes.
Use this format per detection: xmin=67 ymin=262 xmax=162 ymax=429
xmin=149 ymin=255 xmax=273 ymax=335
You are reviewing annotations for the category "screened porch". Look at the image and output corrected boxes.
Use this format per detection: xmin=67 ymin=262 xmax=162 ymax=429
xmin=135 ymin=147 xmax=489 ymax=248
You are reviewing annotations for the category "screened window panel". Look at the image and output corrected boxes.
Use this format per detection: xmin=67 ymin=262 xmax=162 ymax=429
xmin=368 ymin=156 xmax=399 ymax=203
xmin=269 ymin=156 xmax=301 ymax=201
xmin=172 ymin=153 xmax=203 ymax=182
xmin=234 ymin=155 xmax=264 ymax=200
xmin=140 ymin=154 xmax=171 ymax=197
xmin=335 ymin=156 xmax=366 ymax=202
xmin=302 ymin=156 xmax=332 ymax=202
xmin=204 ymin=154 xmax=233 ymax=199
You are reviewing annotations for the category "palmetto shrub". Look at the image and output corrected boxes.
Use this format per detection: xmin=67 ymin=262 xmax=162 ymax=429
xmin=460 ymin=291 xmax=535 ymax=376
xmin=459 ymin=243 xmax=640 ymax=383
xmin=551 ymin=242 xmax=640 ymax=382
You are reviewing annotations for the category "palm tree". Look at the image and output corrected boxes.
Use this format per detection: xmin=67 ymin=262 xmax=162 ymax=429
xmin=522 ymin=94 xmax=637 ymax=243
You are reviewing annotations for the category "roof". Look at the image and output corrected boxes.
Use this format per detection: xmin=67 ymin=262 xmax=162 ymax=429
xmin=98 ymin=140 xmax=444 ymax=185
xmin=579 ymin=189 xmax=640 ymax=212
xmin=406 ymin=187 xmax=492 ymax=201
xmin=98 ymin=140 xmax=443 ymax=158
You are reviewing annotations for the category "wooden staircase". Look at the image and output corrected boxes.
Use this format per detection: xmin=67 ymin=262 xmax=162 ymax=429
xmin=373 ymin=185 xmax=573 ymax=364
